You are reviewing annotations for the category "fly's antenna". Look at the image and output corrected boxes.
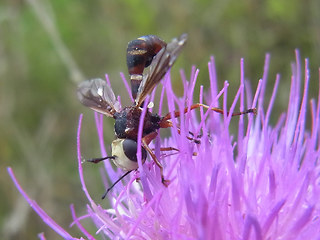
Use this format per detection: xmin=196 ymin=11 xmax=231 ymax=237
xmin=102 ymin=170 xmax=133 ymax=199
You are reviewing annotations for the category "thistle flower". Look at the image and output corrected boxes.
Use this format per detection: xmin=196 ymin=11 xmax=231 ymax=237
xmin=8 ymin=50 xmax=320 ymax=239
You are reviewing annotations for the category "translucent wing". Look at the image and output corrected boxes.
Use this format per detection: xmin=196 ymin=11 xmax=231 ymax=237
xmin=77 ymin=78 xmax=121 ymax=117
xmin=135 ymin=33 xmax=188 ymax=107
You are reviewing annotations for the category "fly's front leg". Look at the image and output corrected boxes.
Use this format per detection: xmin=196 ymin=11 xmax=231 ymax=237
xmin=141 ymin=131 xmax=170 ymax=187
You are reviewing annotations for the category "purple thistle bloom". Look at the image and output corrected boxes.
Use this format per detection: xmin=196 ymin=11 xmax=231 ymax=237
xmin=8 ymin=50 xmax=320 ymax=239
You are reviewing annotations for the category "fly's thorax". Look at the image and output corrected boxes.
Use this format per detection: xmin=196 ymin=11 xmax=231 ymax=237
xmin=113 ymin=107 xmax=162 ymax=139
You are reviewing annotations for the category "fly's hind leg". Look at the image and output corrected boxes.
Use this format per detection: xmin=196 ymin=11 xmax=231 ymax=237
xmin=162 ymin=104 xmax=257 ymax=121
xmin=159 ymin=118 xmax=201 ymax=144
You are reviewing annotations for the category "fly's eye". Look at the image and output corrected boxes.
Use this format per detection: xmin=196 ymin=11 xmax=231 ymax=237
xmin=122 ymin=139 xmax=147 ymax=162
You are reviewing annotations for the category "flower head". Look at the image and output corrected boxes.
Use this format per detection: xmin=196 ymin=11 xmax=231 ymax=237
xmin=8 ymin=50 xmax=320 ymax=239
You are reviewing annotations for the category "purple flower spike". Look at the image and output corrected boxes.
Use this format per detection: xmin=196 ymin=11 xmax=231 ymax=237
xmin=7 ymin=168 xmax=80 ymax=240
xmin=8 ymin=51 xmax=320 ymax=239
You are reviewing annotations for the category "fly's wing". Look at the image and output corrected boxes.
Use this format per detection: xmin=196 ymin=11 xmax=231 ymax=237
xmin=135 ymin=33 xmax=187 ymax=107
xmin=77 ymin=78 xmax=121 ymax=117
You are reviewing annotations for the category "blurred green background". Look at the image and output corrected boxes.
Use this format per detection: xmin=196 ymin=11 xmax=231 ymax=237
xmin=1 ymin=0 xmax=319 ymax=239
